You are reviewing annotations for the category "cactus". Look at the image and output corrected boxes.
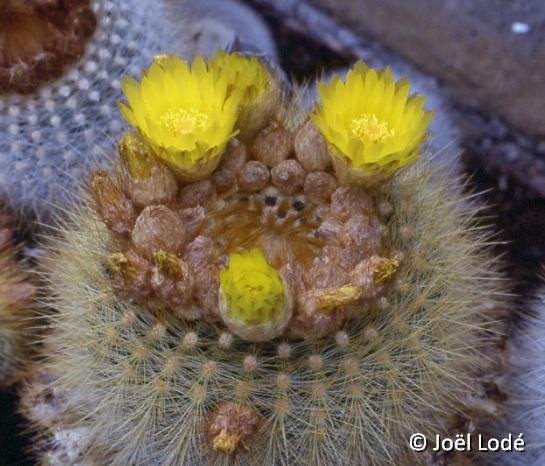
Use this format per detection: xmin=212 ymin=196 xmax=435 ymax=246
xmin=487 ymin=285 xmax=545 ymax=466
xmin=0 ymin=0 xmax=276 ymax=223
xmin=22 ymin=54 xmax=507 ymax=465
xmin=0 ymin=205 xmax=36 ymax=385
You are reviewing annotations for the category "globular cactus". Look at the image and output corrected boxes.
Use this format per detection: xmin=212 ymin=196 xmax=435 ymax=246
xmin=487 ymin=286 xmax=545 ymax=466
xmin=0 ymin=205 xmax=36 ymax=385
xmin=22 ymin=54 xmax=507 ymax=465
xmin=0 ymin=0 xmax=276 ymax=223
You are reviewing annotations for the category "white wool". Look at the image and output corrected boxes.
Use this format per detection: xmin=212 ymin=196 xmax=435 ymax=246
xmin=490 ymin=290 xmax=545 ymax=466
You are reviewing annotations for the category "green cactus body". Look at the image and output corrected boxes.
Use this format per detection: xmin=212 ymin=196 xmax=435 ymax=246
xmin=23 ymin=55 xmax=506 ymax=465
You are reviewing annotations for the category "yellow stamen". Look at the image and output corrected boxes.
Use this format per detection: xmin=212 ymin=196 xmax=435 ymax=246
xmin=350 ymin=114 xmax=395 ymax=143
xmin=160 ymin=108 xmax=208 ymax=137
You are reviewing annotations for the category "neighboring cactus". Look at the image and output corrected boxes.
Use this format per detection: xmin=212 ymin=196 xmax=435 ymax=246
xmin=0 ymin=0 xmax=276 ymax=223
xmin=0 ymin=206 xmax=36 ymax=385
xmin=22 ymin=55 xmax=506 ymax=465
xmin=487 ymin=285 xmax=545 ymax=466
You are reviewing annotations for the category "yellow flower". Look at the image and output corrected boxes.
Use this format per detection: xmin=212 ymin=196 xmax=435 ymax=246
xmin=219 ymin=248 xmax=291 ymax=341
xmin=220 ymin=248 xmax=285 ymax=325
xmin=119 ymin=54 xmax=241 ymax=180
xmin=311 ymin=61 xmax=434 ymax=185
xmin=209 ymin=50 xmax=270 ymax=105
xmin=210 ymin=50 xmax=278 ymax=142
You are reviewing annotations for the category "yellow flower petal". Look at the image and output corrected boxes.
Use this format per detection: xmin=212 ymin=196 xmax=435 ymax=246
xmin=119 ymin=54 xmax=242 ymax=180
xmin=220 ymin=249 xmax=286 ymax=326
xmin=311 ymin=61 xmax=434 ymax=185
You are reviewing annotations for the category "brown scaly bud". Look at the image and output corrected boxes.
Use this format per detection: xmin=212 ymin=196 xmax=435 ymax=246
xmin=294 ymin=119 xmax=331 ymax=172
xmin=90 ymin=171 xmax=136 ymax=235
xmin=130 ymin=205 xmax=186 ymax=258
xmin=251 ymin=121 xmax=293 ymax=168
xmin=126 ymin=165 xmax=178 ymax=207
xmin=218 ymin=139 xmax=248 ymax=175
xmin=211 ymin=168 xmax=237 ymax=194
xmin=178 ymin=181 xmax=217 ymax=209
xmin=303 ymin=171 xmax=337 ymax=204
xmin=206 ymin=402 xmax=260 ymax=455
xmin=330 ymin=186 xmax=375 ymax=221
xmin=339 ymin=214 xmax=383 ymax=255
xmin=177 ymin=207 xmax=205 ymax=241
xmin=238 ymin=161 xmax=269 ymax=192
xmin=270 ymin=159 xmax=305 ymax=195
xmin=119 ymin=132 xmax=178 ymax=206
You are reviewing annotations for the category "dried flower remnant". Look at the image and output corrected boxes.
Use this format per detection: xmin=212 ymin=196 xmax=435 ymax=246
xmin=206 ymin=402 xmax=260 ymax=455
xmin=311 ymin=60 xmax=434 ymax=187
xmin=90 ymin=171 xmax=136 ymax=235
xmin=0 ymin=0 xmax=96 ymax=94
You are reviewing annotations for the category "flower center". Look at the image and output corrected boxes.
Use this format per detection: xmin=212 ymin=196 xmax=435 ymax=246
xmin=350 ymin=114 xmax=395 ymax=143
xmin=161 ymin=108 xmax=208 ymax=136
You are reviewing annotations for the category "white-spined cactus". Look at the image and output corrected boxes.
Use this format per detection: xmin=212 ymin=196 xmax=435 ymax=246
xmin=488 ymin=285 xmax=545 ymax=466
xmin=0 ymin=0 xmax=276 ymax=223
